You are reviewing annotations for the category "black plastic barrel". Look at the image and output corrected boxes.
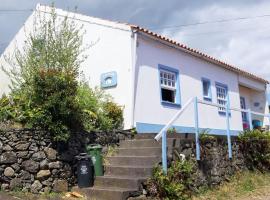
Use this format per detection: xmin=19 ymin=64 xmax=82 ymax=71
xmin=76 ymin=153 xmax=94 ymax=188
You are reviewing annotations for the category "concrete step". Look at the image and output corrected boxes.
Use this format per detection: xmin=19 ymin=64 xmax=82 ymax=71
xmin=116 ymin=147 xmax=162 ymax=156
xmin=119 ymin=139 xmax=161 ymax=148
xmin=105 ymin=165 xmax=153 ymax=177
xmin=94 ymin=175 xmax=147 ymax=190
xmin=120 ymin=138 xmax=177 ymax=148
xmin=73 ymin=186 xmax=138 ymax=200
xmin=107 ymin=155 xmax=160 ymax=166
xmin=135 ymin=133 xmax=192 ymax=139
xmin=134 ymin=133 xmax=156 ymax=139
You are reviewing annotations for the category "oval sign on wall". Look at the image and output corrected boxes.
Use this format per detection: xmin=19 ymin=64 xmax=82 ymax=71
xmin=100 ymin=71 xmax=117 ymax=88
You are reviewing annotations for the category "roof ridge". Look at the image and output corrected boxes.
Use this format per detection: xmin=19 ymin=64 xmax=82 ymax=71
xmin=35 ymin=4 xmax=268 ymax=84
xmin=131 ymin=25 xmax=268 ymax=84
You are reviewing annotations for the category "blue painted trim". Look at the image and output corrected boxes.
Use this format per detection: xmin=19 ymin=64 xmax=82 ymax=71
xmin=215 ymin=81 xmax=228 ymax=89
xmin=226 ymin=99 xmax=232 ymax=159
xmin=158 ymin=64 xmax=181 ymax=107
xmin=162 ymin=131 xmax=167 ymax=174
xmin=201 ymin=77 xmax=212 ymax=102
xmin=248 ymin=109 xmax=253 ymax=130
xmin=158 ymin=64 xmax=179 ymax=73
xmin=194 ymin=97 xmax=200 ymax=160
xmin=136 ymin=122 xmax=240 ymax=136
xmin=100 ymin=71 xmax=117 ymax=88
xmin=161 ymin=101 xmax=181 ymax=108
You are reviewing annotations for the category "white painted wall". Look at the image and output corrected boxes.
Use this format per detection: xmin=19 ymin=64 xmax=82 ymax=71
xmin=134 ymin=35 xmax=268 ymax=134
xmin=1 ymin=5 xmax=268 ymax=133
xmin=0 ymin=5 xmax=134 ymax=129
xmin=239 ymin=85 xmax=269 ymax=126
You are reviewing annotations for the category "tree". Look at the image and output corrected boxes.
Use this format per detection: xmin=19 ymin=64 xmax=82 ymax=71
xmin=1 ymin=7 xmax=86 ymax=141
xmin=0 ymin=6 xmax=123 ymax=141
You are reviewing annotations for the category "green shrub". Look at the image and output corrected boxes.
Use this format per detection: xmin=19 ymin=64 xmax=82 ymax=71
xmin=77 ymin=83 xmax=123 ymax=132
xmin=167 ymin=127 xmax=177 ymax=134
xmin=238 ymin=130 xmax=270 ymax=171
xmin=146 ymin=159 xmax=195 ymax=200
xmin=0 ymin=7 xmax=123 ymax=141
xmin=199 ymin=129 xmax=216 ymax=143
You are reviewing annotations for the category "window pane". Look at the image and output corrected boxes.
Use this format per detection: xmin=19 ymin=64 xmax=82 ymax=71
xmin=164 ymin=73 xmax=167 ymax=79
xmin=203 ymin=81 xmax=209 ymax=97
xmin=161 ymin=88 xmax=175 ymax=103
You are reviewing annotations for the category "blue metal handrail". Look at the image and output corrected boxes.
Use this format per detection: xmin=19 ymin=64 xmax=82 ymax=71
xmin=156 ymin=96 xmax=270 ymax=174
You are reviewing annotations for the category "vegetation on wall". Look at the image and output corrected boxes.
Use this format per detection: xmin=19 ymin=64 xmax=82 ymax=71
xmin=146 ymin=159 xmax=195 ymax=200
xmin=0 ymin=7 xmax=123 ymax=141
xmin=238 ymin=130 xmax=270 ymax=171
xmin=146 ymin=129 xmax=270 ymax=199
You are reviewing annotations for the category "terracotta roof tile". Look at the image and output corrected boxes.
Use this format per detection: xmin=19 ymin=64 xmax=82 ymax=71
xmin=130 ymin=25 xmax=269 ymax=84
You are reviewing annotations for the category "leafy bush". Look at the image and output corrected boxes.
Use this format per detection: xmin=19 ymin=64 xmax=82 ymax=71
xmin=167 ymin=127 xmax=177 ymax=134
xmin=77 ymin=82 xmax=123 ymax=132
xmin=238 ymin=130 xmax=270 ymax=171
xmin=199 ymin=129 xmax=216 ymax=143
xmin=146 ymin=159 xmax=195 ymax=200
xmin=0 ymin=7 xmax=123 ymax=141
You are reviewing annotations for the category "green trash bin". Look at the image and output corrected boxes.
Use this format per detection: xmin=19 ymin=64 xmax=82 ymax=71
xmin=86 ymin=144 xmax=103 ymax=176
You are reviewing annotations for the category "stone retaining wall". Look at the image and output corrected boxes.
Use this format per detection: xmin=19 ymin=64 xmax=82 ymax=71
xmin=0 ymin=129 xmax=132 ymax=193
xmin=176 ymin=136 xmax=245 ymax=188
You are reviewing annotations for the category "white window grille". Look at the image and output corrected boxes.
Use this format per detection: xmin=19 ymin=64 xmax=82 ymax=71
xmin=216 ymin=85 xmax=227 ymax=113
xmin=160 ymin=70 xmax=176 ymax=90
xmin=160 ymin=69 xmax=178 ymax=103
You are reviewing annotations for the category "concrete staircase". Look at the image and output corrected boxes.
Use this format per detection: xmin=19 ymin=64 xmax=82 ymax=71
xmin=75 ymin=134 xmax=182 ymax=200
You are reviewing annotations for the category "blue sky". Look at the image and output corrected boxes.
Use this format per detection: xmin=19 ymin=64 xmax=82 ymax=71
xmin=0 ymin=0 xmax=270 ymax=101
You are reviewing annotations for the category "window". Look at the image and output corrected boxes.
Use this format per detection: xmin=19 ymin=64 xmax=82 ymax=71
xmin=159 ymin=65 xmax=180 ymax=107
xmin=240 ymin=97 xmax=247 ymax=122
xmin=216 ymin=84 xmax=228 ymax=113
xmin=202 ymin=78 xmax=211 ymax=101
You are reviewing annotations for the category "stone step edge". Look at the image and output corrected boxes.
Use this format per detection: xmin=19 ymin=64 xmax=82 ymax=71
xmin=104 ymin=165 xmax=155 ymax=169
xmin=89 ymin=186 xmax=138 ymax=192
xmin=107 ymin=155 xmax=160 ymax=158
xmin=96 ymin=175 xmax=148 ymax=180
xmin=116 ymin=147 xmax=162 ymax=150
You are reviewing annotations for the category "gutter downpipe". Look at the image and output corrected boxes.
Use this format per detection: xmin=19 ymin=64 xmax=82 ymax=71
xmin=131 ymin=29 xmax=138 ymax=128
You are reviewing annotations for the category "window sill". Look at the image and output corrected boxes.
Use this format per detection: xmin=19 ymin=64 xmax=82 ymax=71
xmin=218 ymin=111 xmax=231 ymax=117
xmin=161 ymin=101 xmax=181 ymax=108
xmin=203 ymin=96 xmax=212 ymax=102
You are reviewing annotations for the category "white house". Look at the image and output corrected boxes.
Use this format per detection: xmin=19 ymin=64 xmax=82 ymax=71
xmin=1 ymin=4 xmax=269 ymax=135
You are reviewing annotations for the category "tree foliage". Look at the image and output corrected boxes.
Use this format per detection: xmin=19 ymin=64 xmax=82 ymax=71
xmin=0 ymin=7 xmax=123 ymax=141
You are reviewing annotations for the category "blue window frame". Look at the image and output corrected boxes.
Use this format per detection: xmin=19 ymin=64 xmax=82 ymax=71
xmin=158 ymin=64 xmax=181 ymax=108
xmin=201 ymin=78 xmax=212 ymax=101
xmin=215 ymin=82 xmax=229 ymax=115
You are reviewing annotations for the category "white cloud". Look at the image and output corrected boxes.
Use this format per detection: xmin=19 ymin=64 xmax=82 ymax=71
xmin=161 ymin=2 xmax=270 ymax=82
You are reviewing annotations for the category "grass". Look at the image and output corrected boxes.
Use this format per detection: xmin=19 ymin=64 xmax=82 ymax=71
xmin=193 ymin=170 xmax=270 ymax=200
xmin=0 ymin=191 xmax=88 ymax=200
